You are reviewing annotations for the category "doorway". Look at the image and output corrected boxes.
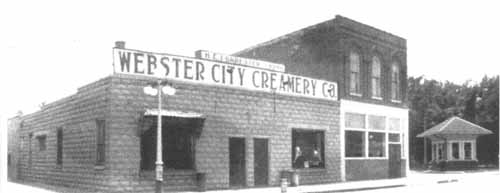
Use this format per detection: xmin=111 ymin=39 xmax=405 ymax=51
xmin=229 ymin=137 xmax=246 ymax=187
xmin=253 ymin=138 xmax=268 ymax=186
xmin=388 ymin=144 xmax=402 ymax=178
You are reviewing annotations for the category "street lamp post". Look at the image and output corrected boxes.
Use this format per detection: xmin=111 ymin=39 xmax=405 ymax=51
xmin=144 ymin=79 xmax=176 ymax=193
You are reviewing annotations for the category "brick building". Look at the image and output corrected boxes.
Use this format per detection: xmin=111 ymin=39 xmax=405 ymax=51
xmin=235 ymin=15 xmax=409 ymax=181
xmin=8 ymin=15 xmax=408 ymax=192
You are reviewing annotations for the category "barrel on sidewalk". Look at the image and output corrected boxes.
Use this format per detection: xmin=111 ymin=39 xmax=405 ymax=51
xmin=280 ymin=170 xmax=299 ymax=187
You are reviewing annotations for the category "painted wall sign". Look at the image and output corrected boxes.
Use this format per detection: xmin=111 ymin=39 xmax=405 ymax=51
xmin=113 ymin=48 xmax=337 ymax=101
xmin=195 ymin=50 xmax=286 ymax=72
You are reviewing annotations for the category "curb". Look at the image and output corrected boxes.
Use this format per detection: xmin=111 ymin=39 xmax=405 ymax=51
xmin=309 ymin=184 xmax=406 ymax=193
xmin=436 ymin=179 xmax=458 ymax=184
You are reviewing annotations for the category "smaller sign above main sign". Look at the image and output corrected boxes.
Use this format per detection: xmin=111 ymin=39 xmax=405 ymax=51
xmin=195 ymin=50 xmax=285 ymax=72
xmin=113 ymin=48 xmax=337 ymax=101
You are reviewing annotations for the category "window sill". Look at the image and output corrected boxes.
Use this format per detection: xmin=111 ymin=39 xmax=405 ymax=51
xmin=345 ymin=157 xmax=388 ymax=160
xmin=293 ymin=167 xmax=327 ymax=172
xmin=391 ymin=99 xmax=402 ymax=103
xmin=139 ymin=169 xmax=198 ymax=178
xmin=350 ymin=92 xmax=362 ymax=97
xmin=94 ymin=165 xmax=105 ymax=170
xmin=371 ymin=96 xmax=383 ymax=100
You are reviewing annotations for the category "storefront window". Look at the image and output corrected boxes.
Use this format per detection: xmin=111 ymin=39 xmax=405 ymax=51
xmin=464 ymin=142 xmax=472 ymax=160
xmin=388 ymin=118 xmax=400 ymax=131
xmin=345 ymin=113 xmax=403 ymax=159
xmin=388 ymin=133 xmax=400 ymax=142
xmin=368 ymin=115 xmax=385 ymax=130
xmin=292 ymin=129 xmax=324 ymax=168
xmin=140 ymin=117 xmax=196 ymax=170
xmin=345 ymin=113 xmax=365 ymax=128
xmin=452 ymin=142 xmax=460 ymax=159
xmin=368 ymin=132 xmax=385 ymax=157
xmin=345 ymin=130 xmax=365 ymax=157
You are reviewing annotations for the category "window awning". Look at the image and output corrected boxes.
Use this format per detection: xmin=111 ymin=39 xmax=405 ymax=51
xmin=144 ymin=109 xmax=205 ymax=118
xmin=139 ymin=109 xmax=205 ymax=138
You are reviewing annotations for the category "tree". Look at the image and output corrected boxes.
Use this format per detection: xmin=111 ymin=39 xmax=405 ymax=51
xmin=407 ymin=75 xmax=499 ymax=168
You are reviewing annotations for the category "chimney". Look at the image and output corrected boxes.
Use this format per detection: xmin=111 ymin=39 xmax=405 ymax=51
xmin=115 ymin=41 xmax=126 ymax=49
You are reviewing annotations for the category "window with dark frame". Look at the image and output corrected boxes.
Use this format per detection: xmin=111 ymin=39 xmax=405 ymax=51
xmin=56 ymin=128 xmax=63 ymax=165
xmin=432 ymin=144 xmax=437 ymax=161
xmin=391 ymin=62 xmax=401 ymax=100
xmin=437 ymin=143 xmax=444 ymax=160
xmin=452 ymin=142 xmax=460 ymax=159
xmin=464 ymin=142 xmax=472 ymax=160
xmin=37 ymin=135 xmax=47 ymax=151
xmin=349 ymin=52 xmax=361 ymax=94
xmin=292 ymin=129 xmax=325 ymax=169
xmin=371 ymin=56 xmax=381 ymax=98
xmin=140 ymin=117 xmax=196 ymax=170
xmin=96 ymin=119 xmax=106 ymax=166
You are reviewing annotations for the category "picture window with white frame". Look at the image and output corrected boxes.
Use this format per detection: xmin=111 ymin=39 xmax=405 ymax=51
xmin=344 ymin=112 xmax=404 ymax=159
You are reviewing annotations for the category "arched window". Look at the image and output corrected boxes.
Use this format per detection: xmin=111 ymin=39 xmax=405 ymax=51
xmin=371 ymin=56 xmax=381 ymax=98
xmin=349 ymin=52 xmax=361 ymax=94
xmin=391 ymin=62 xmax=400 ymax=100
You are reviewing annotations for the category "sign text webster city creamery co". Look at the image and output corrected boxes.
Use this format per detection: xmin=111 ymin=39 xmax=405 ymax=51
xmin=113 ymin=48 xmax=337 ymax=101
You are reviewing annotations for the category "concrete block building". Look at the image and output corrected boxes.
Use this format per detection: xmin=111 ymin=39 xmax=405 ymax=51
xmin=8 ymin=15 xmax=408 ymax=192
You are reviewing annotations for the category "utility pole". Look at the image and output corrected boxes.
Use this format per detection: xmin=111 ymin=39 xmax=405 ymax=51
xmin=423 ymin=111 xmax=427 ymax=166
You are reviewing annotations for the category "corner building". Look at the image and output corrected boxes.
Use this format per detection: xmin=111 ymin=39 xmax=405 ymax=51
xmin=236 ymin=15 xmax=409 ymax=181
xmin=10 ymin=15 xmax=407 ymax=193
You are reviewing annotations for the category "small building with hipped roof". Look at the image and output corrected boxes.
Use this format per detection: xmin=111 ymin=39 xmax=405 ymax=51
xmin=417 ymin=116 xmax=493 ymax=170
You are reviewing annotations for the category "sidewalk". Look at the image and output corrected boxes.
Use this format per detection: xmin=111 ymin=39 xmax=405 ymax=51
xmin=2 ymin=181 xmax=56 ymax=193
xmin=2 ymin=170 xmax=498 ymax=193
xmin=183 ymin=170 xmax=500 ymax=193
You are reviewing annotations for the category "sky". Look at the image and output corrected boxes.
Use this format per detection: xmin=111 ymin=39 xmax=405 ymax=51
xmin=0 ymin=0 xmax=499 ymax=118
